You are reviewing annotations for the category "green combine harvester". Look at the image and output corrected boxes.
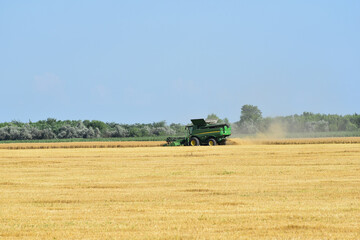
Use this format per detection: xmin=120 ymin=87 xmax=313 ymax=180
xmin=166 ymin=119 xmax=231 ymax=146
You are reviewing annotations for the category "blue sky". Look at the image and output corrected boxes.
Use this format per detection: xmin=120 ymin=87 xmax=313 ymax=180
xmin=1 ymin=1 xmax=359 ymax=124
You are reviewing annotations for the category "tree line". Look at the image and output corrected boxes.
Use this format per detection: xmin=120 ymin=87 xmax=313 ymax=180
xmin=233 ymin=105 xmax=360 ymax=134
xmin=0 ymin=105 xmax=359 ymax=141
xmin=0 ymin=119 xmax=186 ymax=141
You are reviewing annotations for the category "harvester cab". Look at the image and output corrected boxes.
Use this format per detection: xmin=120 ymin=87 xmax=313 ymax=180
xmin=166 ymin=118 xmax=231 ymax=146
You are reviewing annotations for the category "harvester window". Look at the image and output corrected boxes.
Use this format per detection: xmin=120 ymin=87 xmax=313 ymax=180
xmin=188 ymin=127 xmax=193 ymax=135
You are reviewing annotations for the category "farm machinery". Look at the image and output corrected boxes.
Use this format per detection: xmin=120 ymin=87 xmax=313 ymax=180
xmin=166 ymin=119 xmax=231 ymax=146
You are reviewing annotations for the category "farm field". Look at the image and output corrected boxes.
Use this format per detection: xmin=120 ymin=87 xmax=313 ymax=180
xmin=1 ymin=140 xmax=360 ymax=239
xmin=0 ymin=136 xmax=169 ymax=144
xmin=0 ymin=141 xmax=166 ymax=150
xmin=1 ymin=137 xmax=360 ymax=149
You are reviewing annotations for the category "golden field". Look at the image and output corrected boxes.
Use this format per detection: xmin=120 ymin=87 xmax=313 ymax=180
xmin=1 ymin=140 xmax=360 ymax=239
xmin=0 ymin=141 xmax=165 ymax=150
xmin=227 ymin=137 xmax=360 ymax=145
xmin=1 ymin=137 xmax=360 ymax=150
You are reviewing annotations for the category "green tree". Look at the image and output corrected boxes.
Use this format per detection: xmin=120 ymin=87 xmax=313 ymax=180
xmin=236 ymin=105 xmax=263 ymax=134
xmin=88 ymin=120 xmax=107 ymax=133
xmin=239 ymin=105 xmax=262 ymax=124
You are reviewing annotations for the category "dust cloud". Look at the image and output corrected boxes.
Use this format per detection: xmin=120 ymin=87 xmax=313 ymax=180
xmin=228 ymin=121 xmax=289 ymax=145
xmin=256 ymin=122 xmax=287 ymax=139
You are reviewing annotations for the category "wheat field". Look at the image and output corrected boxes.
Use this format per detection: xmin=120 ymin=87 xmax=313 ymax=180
xmin=0 ymin=141 xmax=165 ymax=150
xmin=1 ymin=137 xmax=360 ymax=150
xmin=1 ymin=141 xmax=360 ymax=239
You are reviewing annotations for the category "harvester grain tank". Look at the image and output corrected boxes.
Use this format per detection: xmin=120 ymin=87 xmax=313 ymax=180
xmin=166 ymin=119 xmax=231 ymax=146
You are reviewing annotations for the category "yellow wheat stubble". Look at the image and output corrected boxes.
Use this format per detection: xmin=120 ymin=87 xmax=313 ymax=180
xmin=0 ymin=142 xmax=359 ymax=239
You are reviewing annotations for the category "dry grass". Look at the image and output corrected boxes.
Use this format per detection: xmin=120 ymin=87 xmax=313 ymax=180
xmin=1 ymin=143 xmax=360 ymax=239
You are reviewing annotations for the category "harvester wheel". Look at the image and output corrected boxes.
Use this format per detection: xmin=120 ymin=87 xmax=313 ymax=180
xmin=190 ymin=137 xmax=200 ymax=146
xmin=207 ymin=138 xmax=217 ymax=146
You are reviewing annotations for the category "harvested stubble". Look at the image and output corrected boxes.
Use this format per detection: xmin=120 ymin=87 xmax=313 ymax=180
xmin=0 ymin=143 xmax=359 ymax=239
xmin=1 ymin=137 xmax=360 ymax=150
xmin=0 ymin=141 xmax=166 ymax=150
xmin=227 ymin=137 xmax=360 ymax=145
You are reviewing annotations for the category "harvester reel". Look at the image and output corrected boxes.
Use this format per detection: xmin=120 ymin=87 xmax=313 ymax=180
xmin=166 ymin=137 xmax=175 ymax=144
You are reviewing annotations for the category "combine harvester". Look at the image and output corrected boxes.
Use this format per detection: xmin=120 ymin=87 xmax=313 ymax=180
xmin=166 ymin=119 xmax=231 ymax=146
